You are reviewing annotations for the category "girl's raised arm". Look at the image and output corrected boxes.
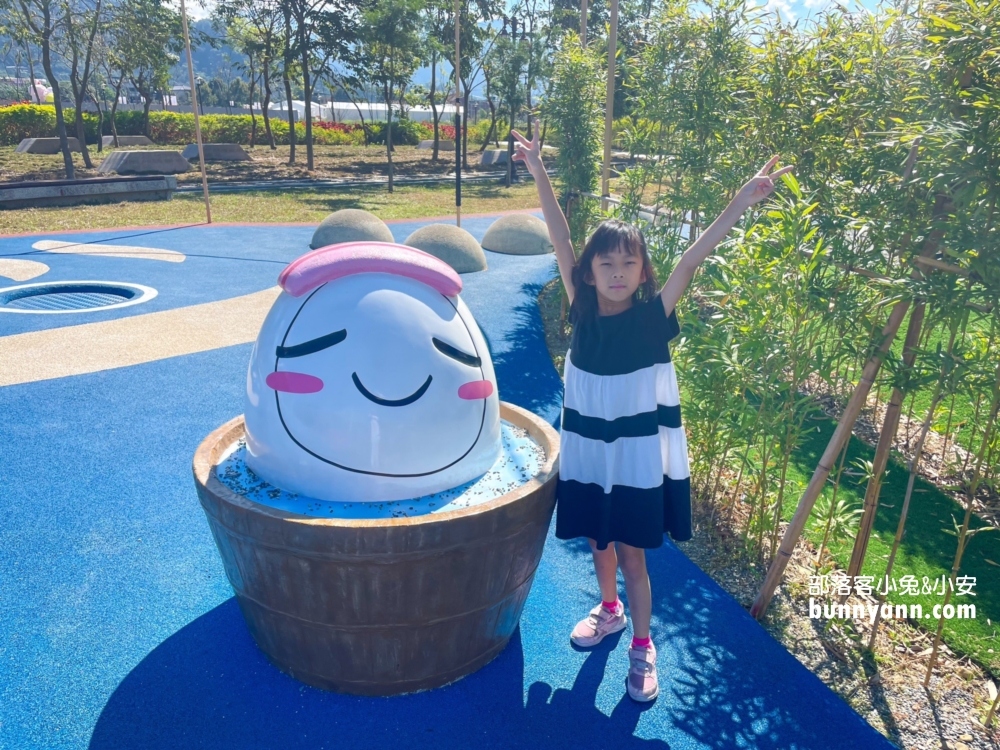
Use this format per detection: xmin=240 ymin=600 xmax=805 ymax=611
xmin=512 ymin=128 xmax=577 ymax=306
xmin=658 ymin=155 xmax=795 ymax=319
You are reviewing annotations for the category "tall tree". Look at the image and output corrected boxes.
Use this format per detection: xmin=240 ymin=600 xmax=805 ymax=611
xmin=346 ymin=0 xmax=422 ymax=191
xmin=111 ymin=0 xmax=184 ymax=138
xmin=283 ymin=0 xmax=361 ymax=169
xmin=59 ymin=0 xmax=105 ymax=169
xmin=215 ymin=0 xmax=282 ymax=148
xmin=8 ymin=0 xmax=77 ymax=176
xmin=420 ymin=0 xmax=450 ymax=160
xmin=444 ymin=0 xmax=503 ymax=168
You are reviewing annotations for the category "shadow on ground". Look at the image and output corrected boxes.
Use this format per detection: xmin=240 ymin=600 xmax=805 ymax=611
xmin=88 ymin=599 xmax=669 ymax=750
xmin=89 ymin=531 xmax=888 ymax=750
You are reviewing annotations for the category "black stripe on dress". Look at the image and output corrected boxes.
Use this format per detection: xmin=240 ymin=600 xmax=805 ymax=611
xmin=561 ymin=404 xmax=682 ymax=442
xmin=554 ymin=476 xmax=692 ymax=549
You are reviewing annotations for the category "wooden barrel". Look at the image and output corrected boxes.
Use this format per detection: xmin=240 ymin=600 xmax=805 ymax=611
xmin=192 ymin=401 xmax=559 ymax=696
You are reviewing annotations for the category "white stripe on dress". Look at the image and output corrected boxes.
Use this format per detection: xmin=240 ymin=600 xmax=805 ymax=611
xmin=559 ymin=432 xmax=664 ymax=492
xmin=561 ymin=348 xmax=691 ymax=491
xmin=564 ymin=353 xmax=680 ymax=420
xmin=659 ymin=425 xmax=691 ymax=480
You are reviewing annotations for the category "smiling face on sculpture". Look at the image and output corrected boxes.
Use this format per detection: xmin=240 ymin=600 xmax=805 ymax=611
xmin=244 ymin=241 xmax=501 ymax=503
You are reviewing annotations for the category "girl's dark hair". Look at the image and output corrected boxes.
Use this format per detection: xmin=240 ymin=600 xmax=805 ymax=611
xmin=568 ymin=219 xmax=658 ymax=325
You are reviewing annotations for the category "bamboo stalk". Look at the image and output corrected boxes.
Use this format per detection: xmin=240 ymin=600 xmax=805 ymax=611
xmin=923 ymin=355 xmax=1000 ymax=686
xmin=749 ymin=192 xmax=953 ymax=620
xmin=986 ymin=686 xmax=1000 ymax=728
xmin=866 ymin=375 xmax=947 ymax=650
xmin=912 ymin=255 xmax=970 ymax=276
xmin=842 ymin=299 xmax=928 ymax=591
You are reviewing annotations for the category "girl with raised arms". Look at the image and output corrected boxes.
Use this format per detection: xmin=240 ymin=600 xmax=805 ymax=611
xmin=512 ymin=127 xmax=793 ymax=702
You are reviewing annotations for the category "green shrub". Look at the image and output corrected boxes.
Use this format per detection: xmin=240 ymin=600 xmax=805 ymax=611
xmin=0 ymin=104 xmax=105 ymax=145
xmin=0 ymin=103 xmax=56 ymax=145
xmin=62 ymin=109 xmax=102 ymax=143
xmin=109 ymin=109 xmax=147 ymax=136
xmin=201 ymin=114 xmax=254 ymax=144
xmin=468 ymin=119 xmax=497 ymax=147
xmin=541 ymin=31 xmax=604 ymax=249
xmin=368 ymin=118 xmax=425 ymax=146
xmin=147 ymin=111 xmax=196 ymax=144
xmin=0 ymin=103 xmax=369 ymax=147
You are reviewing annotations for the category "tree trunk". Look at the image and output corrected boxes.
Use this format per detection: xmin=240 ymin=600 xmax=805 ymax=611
xmin=343 ymin=85 xmax=369 ymax=145
xmin=429 ymin=50 xmax=439 ymax=161
xmin=142 ymin=95 xmax=152 ymax=138
xmin=73 ymin=104 xmax=93 ymax=168
xmin=482 ymin=77 xmax=497 ymax=152
xmin=71 ymin=0 xmax=102 ymax=169
xmin=283 ymin=71 xmax=296 ymax=163
xmin=40 ymin=37 xmax=74 ymax=179
xmin=93 ymin=90 xmax=103 ymax=152
xmin=301 ymin=44 xmax=314 ymax=170
xmin=109 ymin=75 xmax=124 ymax=146
xmin=262 ymin=66 xmax=275 ymax=148
xmin=248 ymin=66 xmax=258 ymax=148
xmin=461 ymin=85 xmax=470 ymax=170
xmin=385 ymin=84 xmax=394 ymax=192
xmin=282 ymin=8 xmax=296 ymax=163
xmin=24 ymin=42 xmax=38 ymax=103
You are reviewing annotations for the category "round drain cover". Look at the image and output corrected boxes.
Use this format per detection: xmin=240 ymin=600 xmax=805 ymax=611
xmin=0 ymin=281 xmax=157 ymax=314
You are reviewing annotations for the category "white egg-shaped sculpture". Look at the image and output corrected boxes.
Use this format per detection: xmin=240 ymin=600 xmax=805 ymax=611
xmin=244 ymin=241 xmax=501 ymax=503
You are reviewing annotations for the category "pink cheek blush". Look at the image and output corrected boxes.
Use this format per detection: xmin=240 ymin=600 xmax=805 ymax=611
xmin=266 ymin=371 xmax=324 ymax=394
xmin=458 ymin=379 xmax=493 ymax=400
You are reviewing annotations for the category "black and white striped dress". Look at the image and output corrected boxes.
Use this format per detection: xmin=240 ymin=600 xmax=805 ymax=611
xmin=556 ymin=291 xmax=692 ymax=550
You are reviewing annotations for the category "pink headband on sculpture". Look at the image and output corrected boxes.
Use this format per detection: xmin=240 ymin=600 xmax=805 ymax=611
xmin=278 ymin=241 xmax=463 ymax=298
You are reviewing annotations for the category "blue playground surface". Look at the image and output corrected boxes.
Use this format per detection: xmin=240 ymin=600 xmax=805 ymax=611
xmin=0 ymin=212 xmax=896 ymax=750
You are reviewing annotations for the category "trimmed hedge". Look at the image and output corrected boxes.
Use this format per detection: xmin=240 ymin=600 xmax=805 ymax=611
xmin=0 ymin=103 xmax=424 ymax=147
xmin=0 ymin=104 xmax=502 ymax=148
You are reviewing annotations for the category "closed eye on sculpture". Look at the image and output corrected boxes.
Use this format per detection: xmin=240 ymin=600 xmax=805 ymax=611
xmin=432 ymin=337 xmax=481 ymax=368
xmin=276 ymin=329 xmax=347 ymax=358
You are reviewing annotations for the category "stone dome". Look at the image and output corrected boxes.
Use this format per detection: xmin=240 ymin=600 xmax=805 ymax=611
xmin=480 ymin=214 xmax=553 ymax=255
xmin=310 ymin=209 xmax=395 ymax=249
xmin=403 ymin=223 xmax=488 ymax=273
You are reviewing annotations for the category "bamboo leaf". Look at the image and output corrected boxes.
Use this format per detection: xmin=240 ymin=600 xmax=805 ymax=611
xmin=928 ymin=14 xmax=962 ymax=30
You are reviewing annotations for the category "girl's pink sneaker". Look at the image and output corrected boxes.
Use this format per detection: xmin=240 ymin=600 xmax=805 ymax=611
xmin=570 ymin=603 xmax=627 ymax=647
xmin=627 ymin=641 xmax=659 ymax=702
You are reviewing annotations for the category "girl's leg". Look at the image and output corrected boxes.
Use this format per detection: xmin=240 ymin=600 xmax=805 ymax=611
xmin=616 ymin=542 xmax=652 ymax=640
xmin=588 ymin=537 xmax=619 ymax=603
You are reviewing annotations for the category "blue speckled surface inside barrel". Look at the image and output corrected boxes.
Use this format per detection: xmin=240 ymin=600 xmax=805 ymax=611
xmin=215 ymin=418 xmax=545 ymax=519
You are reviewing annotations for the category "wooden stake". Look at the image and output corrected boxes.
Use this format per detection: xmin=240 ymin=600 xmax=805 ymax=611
xmin=865 ymin=332 xmax=953 ymax=650
xmin=179 ymin=0 xmax=211 ymax=224
xmin=841 ymin=300 xmax=927 ymax=593
xmin=749 ymin=191 xmax=953 ymax=621
xmin=923 ymin=356 xmax=1000 ymax=687
xmin=600 ymin=0 xmax=618 ymax=212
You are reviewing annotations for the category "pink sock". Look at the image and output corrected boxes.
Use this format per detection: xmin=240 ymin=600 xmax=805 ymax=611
xmin=632 ymin=635 xmax=652 ymax=649
xmin=601 ymin=599 xmax=621 ymax=615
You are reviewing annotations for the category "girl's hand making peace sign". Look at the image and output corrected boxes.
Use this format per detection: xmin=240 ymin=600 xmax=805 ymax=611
xmin=511 ymin=128 xmax=543 ymax=175
xmin=734 ymin=155 xmax=795 ymax=209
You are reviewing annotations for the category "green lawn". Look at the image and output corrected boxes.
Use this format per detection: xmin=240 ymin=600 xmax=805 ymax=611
xmin=757 ymin=403 xmax=1000 ymax=677
xmin=0 ymin=181 xmax=541 ymax=235
xmin=885 ymin=304 xmax=994 ymax=459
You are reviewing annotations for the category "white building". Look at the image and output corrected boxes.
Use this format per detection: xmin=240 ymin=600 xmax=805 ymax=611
xmin=267 ymin=100 xmax=461 ymax=123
